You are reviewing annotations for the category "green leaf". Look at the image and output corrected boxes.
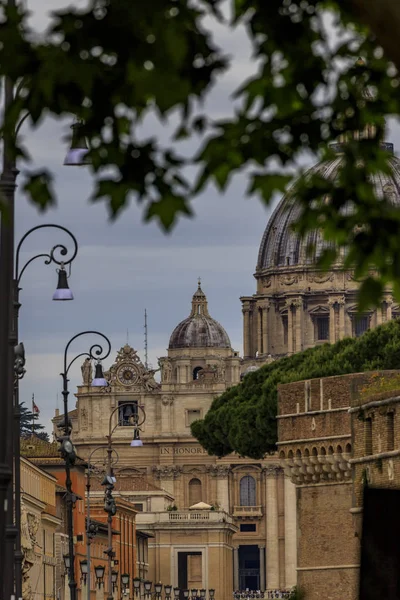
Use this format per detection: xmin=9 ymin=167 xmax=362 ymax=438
xmin=357 ymin=277 xmax=384 ymax=312
xmin=144 ymin=194 xmax=192 ymax=231
xmin=22 ymin=170 xmax=55 ymax=211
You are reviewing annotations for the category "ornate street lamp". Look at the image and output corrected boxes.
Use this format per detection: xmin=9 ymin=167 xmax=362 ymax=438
xmin=173 ymin=588 xmax=181 ymax=599
xmin=133 ymin=577 xmax=142 ymax=597
xmin=64 ymin=555 xmax=71 ymax=571
xmin=95 ymin=564 xmax=106 ymax=587
xmin=165 ymin=585 xmax=172 ymax=600
xmin=112 ymin=570 xmax=118 ymax=591
xmin=144 ymin=581 xmax=153 ymax=595
xmin=80 ymin=559 xmax=88 ymax=584
xmin=10 ymin=224 xmax=78 ymax=598
xmin=191 ymin=589 xmax=198 ymax=600
xmin=64 ymin=121 xmax=90 ymax=166
xmin=200 ymin=590 xmax=206 ymax=600
xmin=57 ymin=331 xmax=111 ymax=600
xmin=209 ymin=591 xmax=215 ymax=600
xmin=155 ymin=582 xmax=163 ymax=598
xmin=183 ymin=591 xmax=189 ymax=599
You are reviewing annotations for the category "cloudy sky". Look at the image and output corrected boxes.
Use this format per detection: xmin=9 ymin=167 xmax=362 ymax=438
xmin=15 ymin=1 xmax=400 ymax=434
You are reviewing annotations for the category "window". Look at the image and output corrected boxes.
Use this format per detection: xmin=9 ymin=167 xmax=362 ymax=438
xmin=316 ymin=316 xmax=329 ymax=341
xmin=186 ymin=409 xmax=201 ymax=426
xmin=387 ymin=413 xmax=395 ymax=451
xmin=118 ymin=400 xmax=138 ymax=426
xmin=354 ymin=315 xmax=369 ymax=337
xmin=282 ymin=315 xmax=288 ymax=346
xmin=189 ymin=478 xmax=202 ymax=505
xmin=133 ymin=503 xmax=143 ymax=512
xmin=193 ymin=366 xmax=203 ymax=380
xmin=240 ymin=523 xmax=256 ymax=532
xmin=240 ymin=475 xmax=256 ymax=506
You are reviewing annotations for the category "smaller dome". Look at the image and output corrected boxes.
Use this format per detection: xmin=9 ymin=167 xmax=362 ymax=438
xmin=169 ymin=281 xmax=231 ymax=349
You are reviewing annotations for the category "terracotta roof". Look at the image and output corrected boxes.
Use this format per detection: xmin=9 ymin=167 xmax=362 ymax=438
xmin=90 ymin=475 xmax=163 ymax=493
xmin=21 ymin=435 xmax=86 ymax=467
xmin=20 ymin=436 xmax=60 ymax=457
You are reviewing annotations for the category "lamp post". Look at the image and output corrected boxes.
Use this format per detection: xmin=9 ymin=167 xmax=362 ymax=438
xmin=133 ymin=577 xmax=142 ymax=599
xmin=58 ymin=331 xmax=111 ymax=600
xmin=86 ymin=447 xmax=119 ymax=600
xmin=12 ymin=223 xmax=78 ymax=599
xmin=104 ymin=403 xmax=145 ymax=600
xmin=121 ymin=573 xmax=130 ymax=597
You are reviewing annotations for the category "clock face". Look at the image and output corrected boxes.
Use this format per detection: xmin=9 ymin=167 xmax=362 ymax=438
xmin=117 ymin=365 xmax=138 ymax=386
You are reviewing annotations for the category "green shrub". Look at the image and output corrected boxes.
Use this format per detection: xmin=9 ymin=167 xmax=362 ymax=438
xmin=191 ymin=320 xmax=400 ymax=459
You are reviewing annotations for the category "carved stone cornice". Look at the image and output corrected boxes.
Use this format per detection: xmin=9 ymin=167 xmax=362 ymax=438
xmin=262 ymin=466 xmax=283 ymax=477
xmin=280 ymin=453 xmax=351 ymax=486
xmin=152 ymin=465 xmax=182 ymax=479
xmin=207 ymin=465 xmax=232 ymax=478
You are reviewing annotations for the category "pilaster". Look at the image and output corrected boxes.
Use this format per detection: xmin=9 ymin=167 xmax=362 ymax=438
xmin=265 ymin=470 xmax=280 ymax=588
xmin=284 ymin=477 xmax=297 ymax=589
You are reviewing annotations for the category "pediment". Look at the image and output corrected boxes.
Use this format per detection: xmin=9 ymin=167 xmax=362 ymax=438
xmin=309 ymin=305 xmax=330 ymax=315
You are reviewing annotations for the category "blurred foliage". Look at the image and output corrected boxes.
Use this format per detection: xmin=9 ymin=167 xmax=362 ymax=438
xmin=1 ymin=1 xmax=400 ymax=301
xmin=191 ymin=319 xmax=400 ymax=458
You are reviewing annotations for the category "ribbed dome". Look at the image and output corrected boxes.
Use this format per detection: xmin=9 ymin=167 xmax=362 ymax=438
xmin=257 ymin=143 xmax=400 ymax=270
xmin=169 ymin=282 xmax=231 ymax=349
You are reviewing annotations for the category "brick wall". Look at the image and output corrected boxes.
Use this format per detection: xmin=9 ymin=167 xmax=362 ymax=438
xmin=277 ymin=369 xmax=400 ymax=600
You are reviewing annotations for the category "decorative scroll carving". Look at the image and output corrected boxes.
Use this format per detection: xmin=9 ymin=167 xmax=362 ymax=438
xmin=262 ymin=466 xmax=283 ymax=477
xmin=152 ymin=465 xmax=182 ymax=479
xmin=262 ymin=277 xmax=272 ymax=288
xmin=161 ymin=395 xmax=174 ymax=406
xmin=21 ymin=504 xmax=38 ymax=600
xmin=285 ymin=297 xmax=303 ymax=309
xmin=207 ymin=465 xmax=232 ymax=478
xmin=308 ymin=273 xmax=334 ymax=284
xmin=279 ymin=274 xmax=300 ymax=286
xmin=328 ymin=295 xmax=345 ymax=307
xmin=103 ymin=344 xmax=161 ymax=393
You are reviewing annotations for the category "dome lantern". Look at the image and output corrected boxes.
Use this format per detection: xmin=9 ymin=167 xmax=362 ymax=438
xmin=168 ymin=281 xmax=231 ymax=349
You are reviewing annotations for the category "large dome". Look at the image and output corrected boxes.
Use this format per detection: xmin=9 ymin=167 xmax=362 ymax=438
xmin=257 ymin=142 xmax=400 ymax=271
xmin=169 ymin=282 xmax=231 ymax=349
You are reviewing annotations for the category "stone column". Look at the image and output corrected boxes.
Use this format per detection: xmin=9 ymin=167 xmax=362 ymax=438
xmin=257 ymin=307 xmax=263 ymax=356
xmin=259 ymin=546 xmax=266 ymax=591
xmin=284 ymin=476 xmax=297 ymax=589
xmin=338 ymin=296 xmax=346 ymax=340
xmin=242 ymin=304 xmax=251 ymax=358
xmin=233 ymin=547 xmax=239 ymax=590
xmin=376 ymin=303 xmax=383 ymax=326
xmin=265 ymin=470 xmax=280 ymax=589
xmin=287 ymin=303 xmax=294 ymax=354
xmin=294 ymin=298 xmax=303 ymax=352
xmin=328 ymin=297 xmax=336 ymax=343
xmin=262 ymin=302 xmax=269 ymax=355
xmin=387 ymin=296 xmax=393 ymax=321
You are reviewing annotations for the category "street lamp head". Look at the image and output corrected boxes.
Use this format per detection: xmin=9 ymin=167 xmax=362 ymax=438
xmin=155 ymin=583 xmax=163 ymax=595
xmin=64 ymin=122 xmax=90 ymax=166
xmin=94 ymin=564 xmax=105 ymax=582
xmin=183 ymin=590 xmax=189 ymax=599
xmin=53 ymin=266 xmax=74 ymax=301
xmin=144 ymin=581 xmax=152 ymax=593
xmin=130 ymin=428 xmax=143 ymax=447
xmin=121 ymin=573 xmax=130 ymax=586
xmin=92 ymin=361 xmax=108 ymax=387
xmin=63 ymin=554 xmax=71 ymax=570
xmin=209 ymin=590 xmax=215 ymax=599
xmin=173 ymin=588 xmax=180 ymax=599
xmin=80 ymin=559 xmax=88 ymax=575
xmin=200 ymin=590 xmax=206 ymax=598
xmin=133 ymin=577 xmax=142 ymax=590
xmin=165 ymin=585 xmax=173 ymax=596
xmin=112 ymin=570 xmax=119 ymax=584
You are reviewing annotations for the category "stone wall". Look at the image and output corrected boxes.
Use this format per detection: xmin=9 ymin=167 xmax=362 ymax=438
xmin=277 ymin=369 xmax=400 ymax=600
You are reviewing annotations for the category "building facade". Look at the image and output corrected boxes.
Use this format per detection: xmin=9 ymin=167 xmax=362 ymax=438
xmin=241 ymin=142 xmax=400 ymax=366
xmin=277 ymin=369 xmax=400 ymax=600
xmin=63 ymin=284 xmax=298 ymax=599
